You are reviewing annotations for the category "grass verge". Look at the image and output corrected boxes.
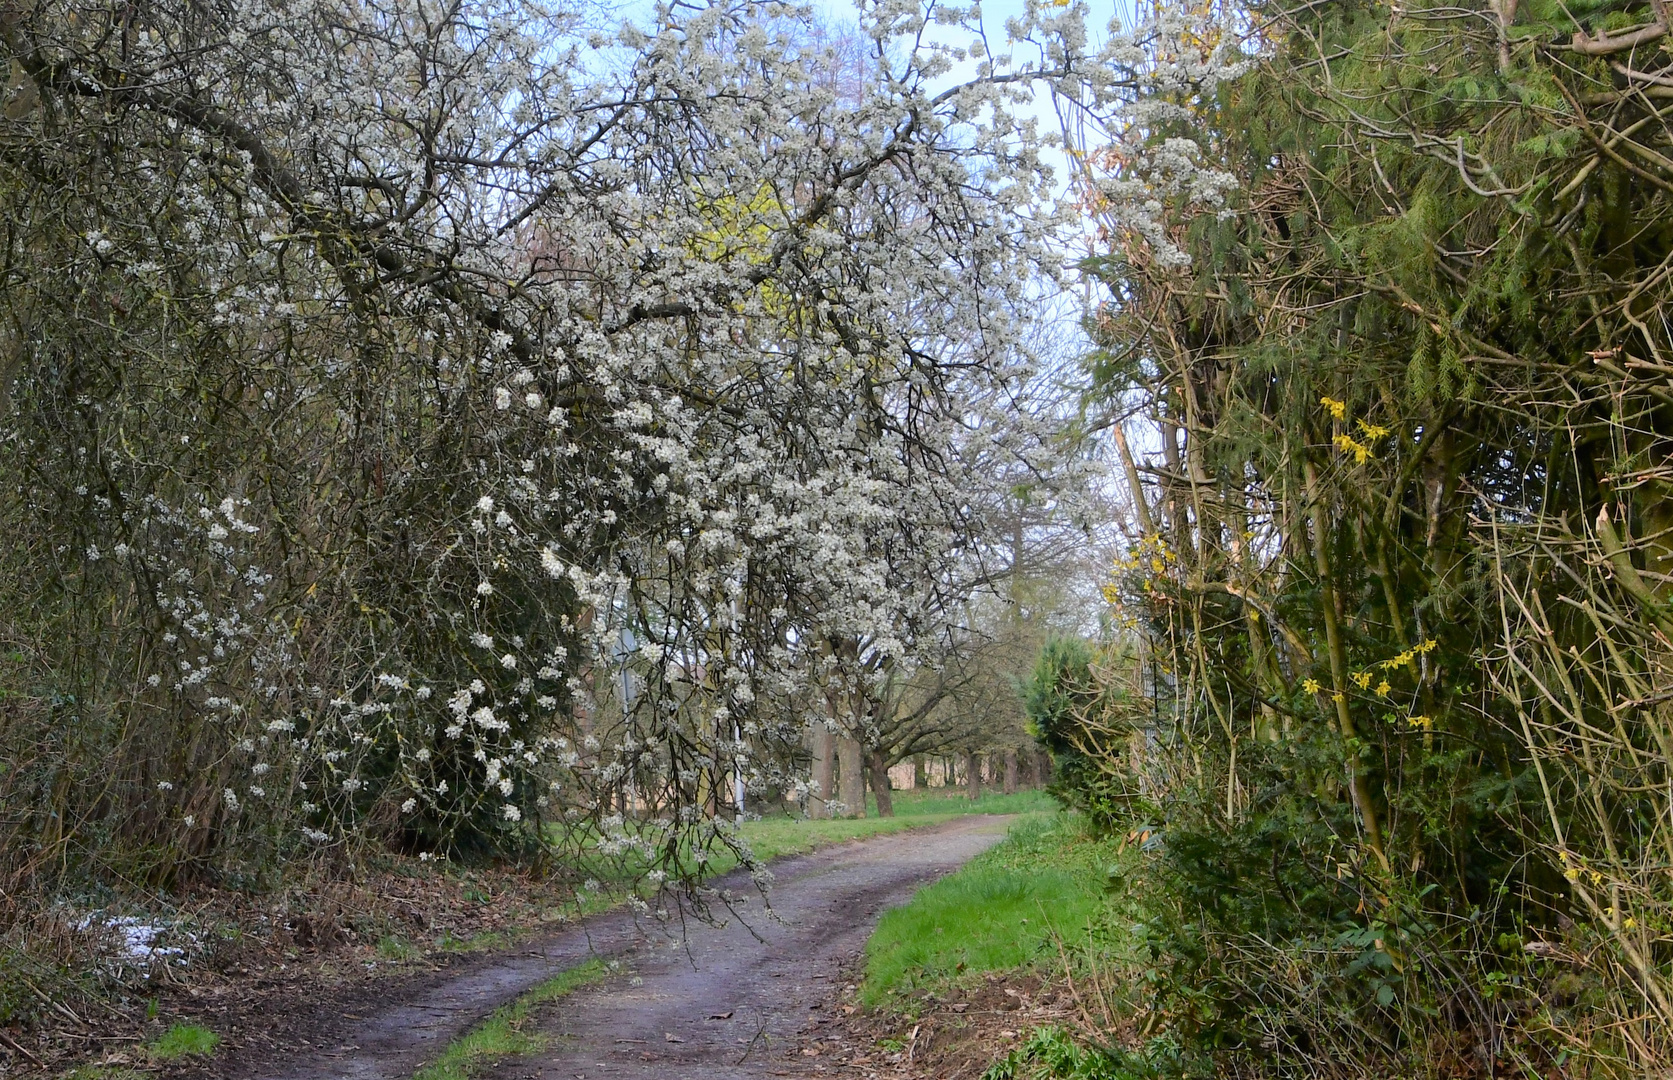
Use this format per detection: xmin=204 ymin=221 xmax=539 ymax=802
xmin=739 ymin=788 xmax=1056 ymax=864
xmin=411 ymin=959 xmax=609 ymax=1080
xmin=860 ymin=812 xmax=1123 ymax=1008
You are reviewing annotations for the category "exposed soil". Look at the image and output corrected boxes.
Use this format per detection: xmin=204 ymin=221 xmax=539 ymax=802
xmin=778 ymin=969 xmax=1101 ymax=1080
xmin=161 ymin=814 xmax=1017 ymax=1080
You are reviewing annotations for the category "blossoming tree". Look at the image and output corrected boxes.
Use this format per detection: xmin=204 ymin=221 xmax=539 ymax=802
xmin=0 ymin=0 xmax=1238 ymax=894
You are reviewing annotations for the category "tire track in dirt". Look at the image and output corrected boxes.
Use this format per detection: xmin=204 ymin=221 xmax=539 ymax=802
xmin=248 ymin=815 xmax=1013 ymax=1080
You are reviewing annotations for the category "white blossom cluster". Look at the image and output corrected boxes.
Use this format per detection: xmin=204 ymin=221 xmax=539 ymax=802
xmin=1045 ymin=1 xmax=1249 ymax=267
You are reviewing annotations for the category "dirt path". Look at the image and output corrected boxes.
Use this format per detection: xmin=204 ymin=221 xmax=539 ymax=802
xmin=247 ymin=815 xmax=1012 ymax=1080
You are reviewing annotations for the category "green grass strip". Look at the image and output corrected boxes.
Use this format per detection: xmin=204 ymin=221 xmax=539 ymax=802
xmin=860 ymin=812 xmax=1122 ymax=1008
xmin=412 ymin=959 xmax=609 ymax=1080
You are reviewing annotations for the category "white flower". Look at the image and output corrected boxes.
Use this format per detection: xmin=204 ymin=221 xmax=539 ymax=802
xmin=540 ymin=547 xmax=565 ymax=578
xmin=500 ymin=653 xmax=517 ymax=669
xmin=476 ymin=495 xmax=494 ymax=513
xmin=471 ymin=632 xmax=494 ymax=650
xmin=401 ymin=798 xmax=417 ymax=813
xmin=494 ymin=387 xmax=512 ymax=410
xmin=342 ymin=778 xmax=362 ymax=792
xmin=476 ymin=580 xmax=493 ymax=596
xmin=524 ymin=392 xmax=543 ymax=409
xmin=223 ymin=788 xmax=239 ymax=810
xmin=146 ymin=674 xmax=162 ymax=687
xmin=502 ymin=804 xmax=521 ymax=821
xmin=157 ymin=780 xmax=173 ymax=791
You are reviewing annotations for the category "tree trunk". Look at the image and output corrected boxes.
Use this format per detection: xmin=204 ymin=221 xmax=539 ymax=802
xmin=838 ymin=735 xmax=866 ymax=817
xmin=1003 ymin=749 xmax=1018 ymax=795
xmin=808 ymin=725 xmax=835 ymax=819
xmin=966 ymin=750 xmax=981 ymax=801
xmin=912 ymin=754 xmax=926 ymax=790
xmin=867 ymin=749 xmax=895 ymax=818
xmin=1304 ymin=457 xmax=1388 ymax=873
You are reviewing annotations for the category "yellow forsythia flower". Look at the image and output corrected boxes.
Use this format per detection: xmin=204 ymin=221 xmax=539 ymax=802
xmin=1302 ymin=678 xmax=1321 ymax=694
xmin=1320 ymin=396 xmax=1347 ymax=420
xmin=1333 ymin=433 xmax=1372 ymax=464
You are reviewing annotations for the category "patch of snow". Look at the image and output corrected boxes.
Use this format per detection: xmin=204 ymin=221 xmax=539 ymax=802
xmin=77 ymin=913 xmax=198 ymax=964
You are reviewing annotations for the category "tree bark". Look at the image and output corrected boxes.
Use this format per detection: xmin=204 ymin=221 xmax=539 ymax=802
xmin=838 ymin=735 xmax=866 ymax=817
xmin=808 ymin=725 xmax=834 ymax=819
xmin=912 ymin=754 xmax=927 ymax=790
xmin=867 ymin=748 xmax=895 ymax=817
xmin=966 ymin=750 xmax=981 ymax=801
xmin=1003 ymin=749 xmax=1018 ymax=795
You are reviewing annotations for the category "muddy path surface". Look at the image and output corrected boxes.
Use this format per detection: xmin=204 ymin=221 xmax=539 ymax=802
xmin=246 ymin=815 xmax=1012 ymax=1080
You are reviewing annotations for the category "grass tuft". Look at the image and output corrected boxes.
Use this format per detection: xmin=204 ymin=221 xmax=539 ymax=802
xmin=377 ymin=934 xmax=419 ymax=961
xmin=146 ymin=1022 xmax=220 ymax=1060
xmin=412 ymin=959 xmax=608 ymax=1080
